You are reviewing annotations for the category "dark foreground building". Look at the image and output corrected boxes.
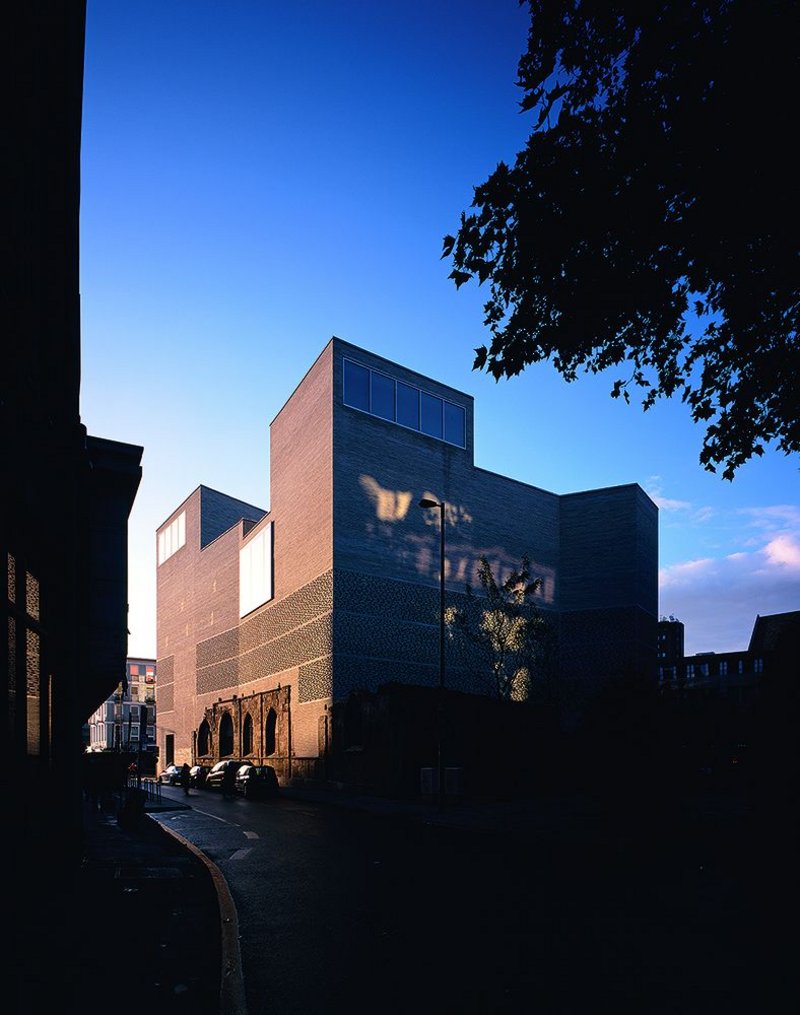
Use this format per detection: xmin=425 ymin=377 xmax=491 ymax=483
xmin=654 ymin=611 xmax=800 ymax=795
xmin=3 ymin=0 xmax=142 ymax=960
xmin=156 ymin=338 xmax=658 ymax=794
xmin=657 ymin=610 xmax=800 ymax=706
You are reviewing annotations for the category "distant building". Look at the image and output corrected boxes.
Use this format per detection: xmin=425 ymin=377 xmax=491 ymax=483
xmin=156 ymin=337 xmax=658 ymax=791
xmin=657 ymin=611 xmax=800 ymax=707
xmin=86 ymin=658 xmax=157 ymax=765
xmin=657 ymin=615 xmax=685 ymax=678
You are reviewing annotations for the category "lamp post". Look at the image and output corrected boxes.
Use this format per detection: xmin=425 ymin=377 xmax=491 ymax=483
xmin=418 ymin=497 xmax=445 ymax=811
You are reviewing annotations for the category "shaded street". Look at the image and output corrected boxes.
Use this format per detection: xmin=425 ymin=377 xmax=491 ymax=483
xmin=153 ymin=783 xmax=780 ymax=1014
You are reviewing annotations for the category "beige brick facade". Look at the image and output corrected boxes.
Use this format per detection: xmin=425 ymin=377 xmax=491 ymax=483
xmin=156 ymin=337 xmax=658 ymax=784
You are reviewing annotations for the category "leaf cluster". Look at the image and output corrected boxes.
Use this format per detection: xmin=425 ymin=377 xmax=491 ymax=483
xmin=444 ymin=1 xmax=799 ymax=479
xmin=446 ymin=554 xmax=552 ymax=701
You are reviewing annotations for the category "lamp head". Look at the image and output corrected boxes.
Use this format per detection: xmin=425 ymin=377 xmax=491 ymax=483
xmin=418 ymin=498 xmax=441 ymax=509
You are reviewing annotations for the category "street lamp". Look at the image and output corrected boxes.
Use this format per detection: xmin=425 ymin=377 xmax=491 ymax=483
xmin=418 ymin=497 xmax=445 ymax=811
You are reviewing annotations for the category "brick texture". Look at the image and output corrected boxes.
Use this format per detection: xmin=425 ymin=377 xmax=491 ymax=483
xmin=155 ymin=337 xmax=658 ymax=779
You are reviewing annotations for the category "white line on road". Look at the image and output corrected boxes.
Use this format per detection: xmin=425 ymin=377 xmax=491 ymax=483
xmin=189 ymin=807 xmax=242 ymax=826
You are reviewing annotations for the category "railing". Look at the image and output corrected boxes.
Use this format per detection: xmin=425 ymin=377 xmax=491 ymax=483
xmin=126 ymin=775 xmax=162 ymax=804
xmin=142 ymin=778 xmax=162 ymax=803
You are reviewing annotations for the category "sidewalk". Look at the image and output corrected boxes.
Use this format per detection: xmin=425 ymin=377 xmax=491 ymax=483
xmin=14 ymin=790 xmax=224 ymax=1015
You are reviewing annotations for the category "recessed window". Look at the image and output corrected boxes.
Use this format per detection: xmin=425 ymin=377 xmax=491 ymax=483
xmin=420 ymin=392 xmax=443 ymax=438
xmin=240 ymin=522 xmax=274 ymax=618
xmin=158 ymin=511 xmax=186 ymax=565
xmin=265 ymin=708 xmax=277 ymax=755
xmin=343 ymin=358 xmax=466 ymax=448
xmin=444 ymin=401 xmax=466 ymax=447
xmin=242 ymin=713 xmax=253 ymax=755
xmin=371 ymin=371 xmax=395 ymax=421
xmin=343 ymin=360 xmax=369 ymax=411
xmin=397 ymin=382 xmax=419 ymax=429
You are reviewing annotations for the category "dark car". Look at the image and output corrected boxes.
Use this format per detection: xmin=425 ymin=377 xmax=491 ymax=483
xmin=235 ymin=764 xmax=279 ymax=800
xmin=206 ymin=759 xmax=248 ymax=791
xmin=189 ymin=764 xmax=209 ymax=788
xmin=158 ymin=764 xmax=182 ymax=786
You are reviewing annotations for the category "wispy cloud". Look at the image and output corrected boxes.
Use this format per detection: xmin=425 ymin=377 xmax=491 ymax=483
xmin=658 ymin=492 xmax=800 ymax=653
xmin=651 ymin=494 xmax=692 ymax=512
xmin=646 ymin=477 xmax=715 ymax=520
xmin=739 ymin=504 xmax=800 ymax=529
xmin=692 ymin=505 xmax=715 ymax=524
xmin=645 ymin=476 xmax=691 ymax=513
xmin=659 ymin=557 xmax=715 ymax=587
xmin=763 ymin=533 xmax=800 ymax=568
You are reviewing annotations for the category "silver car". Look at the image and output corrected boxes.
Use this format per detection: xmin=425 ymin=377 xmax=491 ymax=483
xmin=158 ymin=764 xmax=182 ymax=786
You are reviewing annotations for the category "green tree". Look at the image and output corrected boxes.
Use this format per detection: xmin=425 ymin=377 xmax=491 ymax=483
xmin=445 ymin=554 xmax=553 ymax=702
xmin=444 ymin=1 xmax=799 ymax=480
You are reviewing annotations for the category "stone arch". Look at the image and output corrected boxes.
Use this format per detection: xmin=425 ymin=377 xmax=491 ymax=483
xmin=242 ymin=712 xmax=254 ymax=756
xmin=197 ymin=718 xmax=213 ymax=758
xmin=219 ymin=711 xmax=234 ymax=757
xmin=264 ymin=707 xmax=277 ymax=756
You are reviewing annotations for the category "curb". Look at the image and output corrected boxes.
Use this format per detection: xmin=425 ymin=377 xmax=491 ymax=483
xmin=154 ymin=817 xmax=248 ymax=1015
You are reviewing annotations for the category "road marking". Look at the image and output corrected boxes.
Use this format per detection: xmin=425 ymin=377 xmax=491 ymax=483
xmin=191 ymin=807 xmax=241 ymax=826
xmin=243 ymin=830 xmax=259 ymax=839
xmin=230 ymin=848 xmax=253 ymax=860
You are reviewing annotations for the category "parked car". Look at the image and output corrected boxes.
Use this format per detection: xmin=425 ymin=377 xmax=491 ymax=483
xmin=235 ymin=764 xmax=279 ymax=800
xmin=205 ymin=759 xmax=249 ymax=791
xmin=158 ymin=764 xmax=182 ymax=786
xmin=189 ymin=764 xmax=209 ymax=788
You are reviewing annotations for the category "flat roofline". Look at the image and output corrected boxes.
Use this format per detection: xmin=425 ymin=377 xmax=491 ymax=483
xmin=472 ymin=464 xmax=558 ymax=499
xmin=334 ymin=337 xmax=474 ymax=403
xmin=472 ymin=467 xmax=651 ymax=504
xmin=269 ymin=335 xmax=474 ymax=429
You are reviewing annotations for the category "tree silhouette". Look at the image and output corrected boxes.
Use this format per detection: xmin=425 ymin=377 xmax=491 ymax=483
xmin=445 ymin=554 xmax=553 ymax=702
xmin=444 ymin=1 xmax=799 ymax=479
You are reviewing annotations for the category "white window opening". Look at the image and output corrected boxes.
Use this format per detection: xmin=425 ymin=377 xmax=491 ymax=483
xmin=240 ymin=522 xmax=274 ymax=617
xmin=158 ymin=511 xmax=186 ymax=565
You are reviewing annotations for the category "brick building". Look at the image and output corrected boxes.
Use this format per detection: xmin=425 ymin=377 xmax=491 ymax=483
xmin=5 ymin=5 xmax=142 ymax=1004
xmin=86 ymin=658 xmax=157 ymax=767
xmin=4 ymin=2 xmax=144 ymax=847
xmin=156 ymin=337 xmax=658 ymax=791
xmin=658 ymin=611 xmax=800 ymax=707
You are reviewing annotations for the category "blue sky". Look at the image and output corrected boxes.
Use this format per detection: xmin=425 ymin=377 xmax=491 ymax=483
xmin=79 ymin=1 xmax=799 ymax=659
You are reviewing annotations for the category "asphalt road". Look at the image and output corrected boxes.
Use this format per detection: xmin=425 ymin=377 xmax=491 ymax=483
xmin=151 ymin=785 xmax=781 ymax=1014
